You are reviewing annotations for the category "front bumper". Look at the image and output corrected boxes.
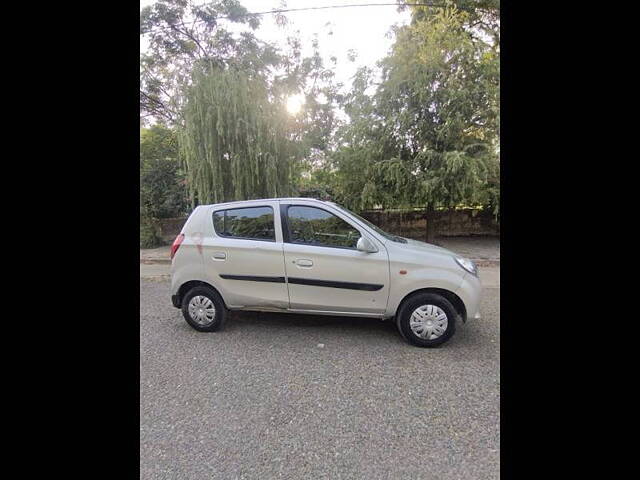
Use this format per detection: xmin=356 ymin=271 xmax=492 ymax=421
xmin=456 ymin=272 xmax=482 ymax=322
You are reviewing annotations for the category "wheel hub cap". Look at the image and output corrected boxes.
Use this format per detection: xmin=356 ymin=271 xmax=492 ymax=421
xmin=188 ymin=296 xmax=216 ymax=326
xmin=409 ymin=304 xmax=448 ymax=340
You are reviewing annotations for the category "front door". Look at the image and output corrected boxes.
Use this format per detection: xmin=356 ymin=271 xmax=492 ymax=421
xmin=281 ymin=203 xmax=389 ymax=314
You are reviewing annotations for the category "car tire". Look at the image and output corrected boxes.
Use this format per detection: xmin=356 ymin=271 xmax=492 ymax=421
xmin=396 ymin=293 xmax=457 ymax=347
xmin=181 ymin=286 xmax=227 ymax=332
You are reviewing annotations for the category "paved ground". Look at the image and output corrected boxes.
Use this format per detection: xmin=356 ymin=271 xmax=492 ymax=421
xmin=477 ymin=266 xmax=499 ymax=288
xmin=140 ymin=263 xmax=173 ymax=278
xmin=436 ymin=236 xmax=500 ymax=264
xmin=140 ymin=245 xmax=172 ymax=263
xmin=140 ymin=279 xmax=500 ymax=479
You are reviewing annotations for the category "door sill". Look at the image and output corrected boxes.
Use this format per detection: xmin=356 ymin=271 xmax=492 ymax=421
xmin=230 ymin=306 xmax=384 ymax=319
xmin=288 ymin=308 xmax=384 ymax=319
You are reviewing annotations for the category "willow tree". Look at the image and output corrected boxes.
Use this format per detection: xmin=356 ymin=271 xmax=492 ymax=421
xmin=179 ymin=65 xmax=298 ymax=205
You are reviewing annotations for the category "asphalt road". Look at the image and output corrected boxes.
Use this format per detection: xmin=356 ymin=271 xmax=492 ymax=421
xmin=140 ymin=280 xmax=500 ymax=479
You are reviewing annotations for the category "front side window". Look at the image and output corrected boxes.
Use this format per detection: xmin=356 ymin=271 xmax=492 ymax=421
xmin=286 ymin=206 xmax=360 ymax=249
xmin=213 ymin=206 xmax=275 ymax=241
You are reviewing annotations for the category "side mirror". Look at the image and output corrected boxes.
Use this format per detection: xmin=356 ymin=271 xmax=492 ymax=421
xmin=356 ymin=236 xmax=378 ymax=253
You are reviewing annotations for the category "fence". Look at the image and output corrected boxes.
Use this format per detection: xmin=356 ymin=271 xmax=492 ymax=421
xmin=359 ymin=208 xmax=499 ymax=240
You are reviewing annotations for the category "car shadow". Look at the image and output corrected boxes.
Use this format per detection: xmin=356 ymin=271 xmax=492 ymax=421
xmin=226 ymin=310 xmax=397 ymax=333
xmin=225 ymin=312 xmax=395 ymax=329
xmin=173 ymin=310 xmax=483 ymax=349
xmin=224 ymin=311 xmax=478 ymax=349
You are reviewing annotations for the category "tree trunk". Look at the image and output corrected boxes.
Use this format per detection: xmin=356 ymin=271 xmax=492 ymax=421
xmin=425 ymin=205 xmax=437 ymax=244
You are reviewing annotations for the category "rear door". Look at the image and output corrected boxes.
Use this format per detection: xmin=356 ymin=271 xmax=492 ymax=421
xmin=281 ymin=202 xmax=390 ymax=314
xmin=202 ymin=203 xmax=289 ymax=310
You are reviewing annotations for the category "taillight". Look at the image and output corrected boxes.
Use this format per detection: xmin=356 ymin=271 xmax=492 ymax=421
xmin=170 ymin=233 xmax=185 ymax=260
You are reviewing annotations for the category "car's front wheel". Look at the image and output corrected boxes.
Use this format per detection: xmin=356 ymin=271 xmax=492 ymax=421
xmin=181 ymin=286 xmax=226 ymax=332
xmin=396 ymin=293 xmax=457 ymax=347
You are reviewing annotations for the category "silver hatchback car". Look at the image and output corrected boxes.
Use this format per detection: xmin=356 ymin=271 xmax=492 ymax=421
xmin=170 ymin=198 xmax=482 ymax=347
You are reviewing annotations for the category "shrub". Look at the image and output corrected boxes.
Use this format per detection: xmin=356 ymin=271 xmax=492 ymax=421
xmin=140 ymin=217 xmax=164 ymax=249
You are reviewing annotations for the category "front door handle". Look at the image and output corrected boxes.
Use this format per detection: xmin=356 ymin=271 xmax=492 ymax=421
xmin=212 ymin=252 xmax=226 ymax=260
xmin=294 ymin=259 xmax=313 ymax=267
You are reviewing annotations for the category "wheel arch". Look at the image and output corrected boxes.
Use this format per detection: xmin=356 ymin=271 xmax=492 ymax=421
xmin=396 ymin=288 xmax=467 ymax=323
xmin=175 ymin=280 xmax=227 ymax=309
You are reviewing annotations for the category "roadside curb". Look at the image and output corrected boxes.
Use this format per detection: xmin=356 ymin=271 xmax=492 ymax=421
xmin=473 ymin=259 xmax=500 ymax=268
xmin=141 ymin=258 xmax=171 ymax=265
xmin=141 ymin=274 xmax=171 ymax=282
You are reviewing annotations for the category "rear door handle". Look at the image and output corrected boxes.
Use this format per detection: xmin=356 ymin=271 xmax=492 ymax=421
xmin=294 ymin=259 xmax=313 ymax=267
xmin=212 ymin=252 xmax=226 ymax=260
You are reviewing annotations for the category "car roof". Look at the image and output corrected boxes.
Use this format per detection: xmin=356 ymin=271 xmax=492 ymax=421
xmin=200 ymin=197 xmax=334 ymax=208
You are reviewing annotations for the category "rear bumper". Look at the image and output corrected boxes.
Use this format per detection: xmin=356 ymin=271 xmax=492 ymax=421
xmin=171 ymin=294 xmax=181 ymax=309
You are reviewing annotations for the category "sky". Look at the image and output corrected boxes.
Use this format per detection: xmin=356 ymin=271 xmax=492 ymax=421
xmin=140 ymin=0 xmax=411 ymax=92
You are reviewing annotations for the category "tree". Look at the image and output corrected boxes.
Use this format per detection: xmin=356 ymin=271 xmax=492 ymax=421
xmin=140 ymin=125 xmax=187 ymax=218
xmin=179 ymin=65 xmax=298 ymax=205
xmin=275 ymin=34 xmax=345 ymax=195
xmin=325 ymin=1 xmax=500 ymax=242
xmin=175 ymin=11 xmax=344 ymax=206
xmin=140 ymin=0 xmax=278 ymax=125
xmin=141 ymin=2 xmax=343 ymax=207
xmin=140 ymin=125 xmax=188 ymax=247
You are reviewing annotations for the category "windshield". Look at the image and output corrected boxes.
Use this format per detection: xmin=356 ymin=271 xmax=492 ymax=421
xmin=332 ymin=203 xmax=407 ymax=243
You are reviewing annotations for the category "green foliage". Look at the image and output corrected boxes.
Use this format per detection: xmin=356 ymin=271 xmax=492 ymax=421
xmin=140 ymin=0 xmax=500 ymax=226
xmin=140 ymin=124 xmax=183 ymax=248
xmin=177 ymin=15 xmax=345 ymax=206
xmin=323 ymin=1 xmax=500 ymax=216
xmin=281 ymin=36 xmax=344 ymax=153
xmin=140 ymin=0 xmax=277 ymax=124
xmin=179 ymin=66 xmax=298 ymax=205
xmin=140 ymin=125 xmax=188 ymax=219
xmin=140 ymin=216 xmax=164 ymax=248
xmin=142 ymin=2 xmax=343 ymax=206
xmin=295 ymin=184 xmax=335 ymax=201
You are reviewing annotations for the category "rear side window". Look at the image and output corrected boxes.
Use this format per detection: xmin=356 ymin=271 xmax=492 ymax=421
xmin=212 ymin=206 xmax=275 ymax=241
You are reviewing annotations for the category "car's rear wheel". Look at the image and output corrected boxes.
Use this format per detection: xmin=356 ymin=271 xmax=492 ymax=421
xmin=396 ymin=293 xmax=457 ymax=347
xmin=181 ymin=286 xmax=226 ymax=332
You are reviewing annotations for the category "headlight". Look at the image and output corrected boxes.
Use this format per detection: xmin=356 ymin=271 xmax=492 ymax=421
xmin=455 ymin=256 xmax=478 ymax=276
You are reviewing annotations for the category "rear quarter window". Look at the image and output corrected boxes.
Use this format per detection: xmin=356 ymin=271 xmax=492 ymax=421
xmin=212 ymin=206 xmax=275 ymax=241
